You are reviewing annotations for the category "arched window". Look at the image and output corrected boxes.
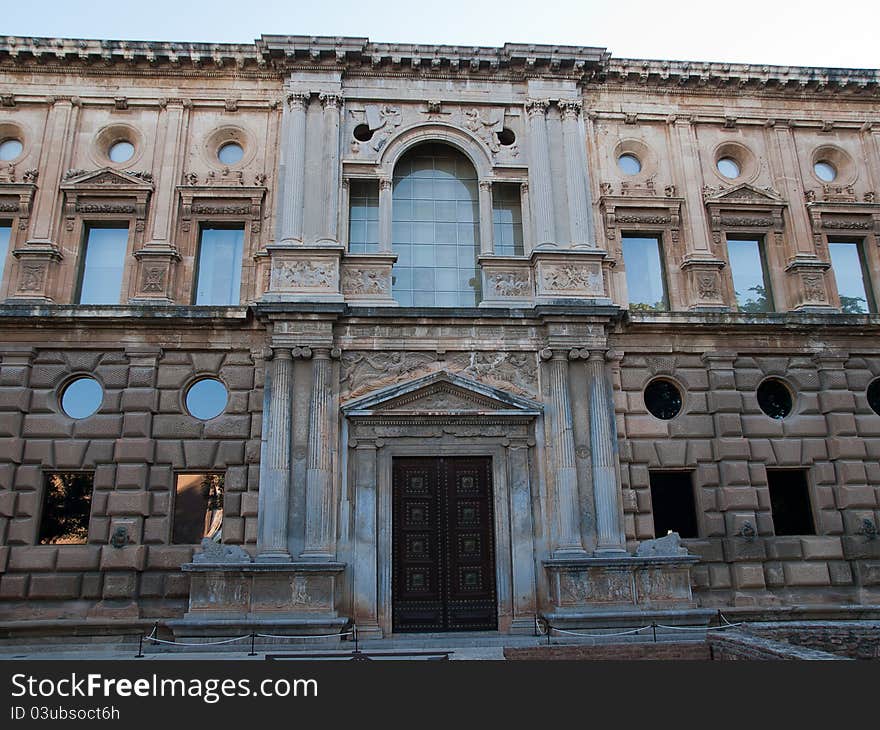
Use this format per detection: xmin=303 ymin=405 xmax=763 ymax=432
xmin=392 ymin=143 xmax=481 ymax=306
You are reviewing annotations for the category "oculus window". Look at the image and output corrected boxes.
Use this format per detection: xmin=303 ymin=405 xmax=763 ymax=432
xmin=828 ymin=239 xmax=874 ymax=314
xmin=491 ymin=183 xmax=524 ymax=256
xmin=727 ymin=238 xmax=773 ymax=312
xmin=617 ymin=153 xmax=641 ymax=175
xmin=867 ymin=379 xmax=880 ymax=416
xmin=814 ymin=161 xmax=837 ymax=182
xmin=185 ymin=378 xmax=228 ymax=420
xmin=622 ymin=235 xmax=668 ymax=311
xmin=649 ymin=471 xmax=698 ymax=539
xmin=39 ymin=472 xmax=93 ymax=545
xmin=644 ymin=378 xmax=683 ymax=420
xmin=76 ymin=226 xmax=129 ymax=305
xmin=0 ymin=222 xmax=10 ymax=285
xmin=391 ymin=143 xmax=481 ymax=307
xmin=348 ymin=179 xmax=379 ymax=253
xmin=757 ymin=378 xmax=793 ymax=419
xmin=767 ymin=470 xmax=815 ymax=536
xmin=217 ymin=142 xmax=244 ymax=165
xmin=173 ymin=473 xmax=225 ymax=544
xmin=61 ymin=377 xmax=104 ymax=419
xmin=194 ymin=225 xmax=244 ymax=305
xmin=716 ymin=157 xmax=740 ymax=179
xmin=0 ymin=138 xmax=23 ymax=161
xmin=108 ymin=140 xmax=134 ymax=163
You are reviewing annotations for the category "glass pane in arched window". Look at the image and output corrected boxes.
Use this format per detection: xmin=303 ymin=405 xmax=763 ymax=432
xmin=392 ymin=143 xmax=481 ymax=307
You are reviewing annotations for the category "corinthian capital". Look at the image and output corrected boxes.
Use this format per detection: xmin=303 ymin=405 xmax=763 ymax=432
xmin=287 ymin=92 xmax=310 ymax=111
xmin=558 ymin=98 xmax=583 ymax=119
xmin=319 ymin=92 xmax=343 ymax=110
xmin=525 ymin=98 xmax=550 ymax=117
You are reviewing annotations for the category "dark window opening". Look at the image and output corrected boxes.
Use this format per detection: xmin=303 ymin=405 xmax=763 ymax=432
xmin=767 ymin=470 xmax=815 ymax=536
xmin=173 ymin=473 xmax=225 ymax=544
xmin=497 ymin=127 xmax=516 ymax=146
xmin=353 ymin=124 xmax=373 ymax=142
xmin=649 ymin=471 xmax=698 ymax=539
xmin=39 ymin=472 xmax=93 ymax=545
xmin=644 ymin=378 xmax=682 ymax=420
xmin=868 ymin=379 xmax=880 ymax=416
xmin=757 ymin=378 xmax=793 ymax=419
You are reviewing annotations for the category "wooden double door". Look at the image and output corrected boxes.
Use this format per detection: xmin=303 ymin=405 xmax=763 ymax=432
xmin=392 ymin=456 xmax=498 ymax=632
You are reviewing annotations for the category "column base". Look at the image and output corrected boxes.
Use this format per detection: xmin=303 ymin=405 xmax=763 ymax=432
xmin=255 ymin=552 xmax=292 ymax=563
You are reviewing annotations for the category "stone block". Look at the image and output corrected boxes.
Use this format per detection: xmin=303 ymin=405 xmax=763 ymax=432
xmin=155 ymin=440 xmax=184 ymax=465
xmin=121 ymin=388 xmax=159 ymax=413
xmin=22 ymin=414 xmax=73 ymax=438
xmin=116 ymin=464 xmax=149 ymax=490
xmin=81 ymin=572 xmax=104 ymax=599
xmin=156 ymin=365 xmax=194 ymax=389
xmin=826 ymin=437 xmax=867 ymax=460
xmin=0 ymin=574 xmax=28 ymax=598
xmin=223 ymin=517 xmax=244 ymax=543
xmin=741 ymin=415 xmax=784 ymax=438
xmin=0 ymin=463 xmax=13 ymax=489
xmin=842 ymin=536 xmax=880 ymax=560
xmin=836 ymin=461 xmax=867 ymax=485
xmin=83 ymin=440 xmax=115 ymax=466
xmin=102 ymin=571 xmax=137 ymax=599
xmin=8 ymin=546 xmax=57 ymax=571
xmin=71 ymin=415 xmax=124 ymax=439
xmin=655 ymin=439 xmax=688 ymax=467
xmin=766 ymin=537 xmax=803 ymax=560
xmin=0 ymin=438 xmax=24 ymax=464
xmin=183 ymin=440 xmax=219 ymax=469
xmin=151 ymin=491 xmax=171 ymax=516
xmin=723 ymin=537 xmax=767 ymax=562
xmin=218 ymin=365 xmax=254 ymax=390
xmin=0 ymin=491 xmax=15 ymax=518
xmin=226 ymin=391 xmax=250 ymax=416
xmin=244 ymin=518 xmax=258 ymax=544
xmin=713 ymin=438 xmax=750 ymax=461
xmin=0 ymin=412 xmax=23 ymax=437
xmin=707 ymin=391 xmax=741 ymax=413
xmin=100 ymin=546 xmax=147 ymax=571
xmin=148 ymin=466 xmax=173 ymax=491
xmin=152 ymin=415 xmax=203 ymax=439
xmin=139 ymin=572 xmax=164 ymax=598
xmin=106 ymin=491 xmax=151 ymax=517
xmin=0 ymin=545 xmax=8 ymax=572
xmin=702 ymin=511 xmax=726 ymax=537
xmin=835 ymin=486 xmax=876 ymax=509
xmin=0 ymin=386 xmax=31 ymax=412
xmin=783 ymin=562 xmax=831 ymax=586
xmin=89 ymin=517 xmax=110 ymax=544
xmin=240 ymin=491 xmax=259 ymax=517
xmin=142 ymin=517 xmax=169 ymax=544
xmin=216 ymin=441 xmax=246 ymax=466
xmin=624 ymin=415 xmax=668 ymax=438
xmin=719 ymin=486 xmax=758 ymax=510
xmin=818 ymin=390 xmax=856 ymax=414
xmin=800 ymin=536 xmax=844 ymax=560
xmin=828 ymin=561 xmax=854 ymax=585
xmin=113 ymin=438 xmax=155 ymax=463
xmin=670 ymin=415 xmax=714 ymax=438
xmin=122 ymin=413 xmax=153 ymax=438
xmin=163 ymin=573 xmax=190 ymax=598
xmin=5 ymin=519 xmax=36 ymax=544
xmin=732 ymin=563 xmax=765 ymax=589
xmin=764 ymin=562 xmax=785 ymax=587
xmin=800 ymin=439 xmax=828 ymax=463
xmin=826 ymin=413 xmax=857 ymax=436
xmin=146 ymin=545 xmax=193 ymax=569
xmin=56 ymin=545 xmax=102 ymax=571
xmin=29 ymin=574 xmax=81 ymax=599
xmin=708 ymin=563 xmax=732 ymax=588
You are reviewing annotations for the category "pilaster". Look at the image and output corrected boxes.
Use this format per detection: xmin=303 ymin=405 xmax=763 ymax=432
xmin=559 ymin=98 xmax=593 ymax=248
xmin=319 ymin=92 xmax=343 ymax=243
xmin=525 ymin=99 xmax=555 ymax=247
xmin=278 ymin=92 xmax=309 ymax=244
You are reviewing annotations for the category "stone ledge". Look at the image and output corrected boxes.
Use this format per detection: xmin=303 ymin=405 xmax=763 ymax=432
xmin=181 ymin=561 xmax=345 ymax=573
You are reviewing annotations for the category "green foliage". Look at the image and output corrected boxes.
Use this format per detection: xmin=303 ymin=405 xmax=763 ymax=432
xmin=736 ymin=284 xmax=771 ymax=313
xmin=839 ymin=295 xmax=868 ymax=314
xmin=39 ymin=473 xmax=92 ymax=544
xmin=629 ymin=300 xmax=667 ymax=312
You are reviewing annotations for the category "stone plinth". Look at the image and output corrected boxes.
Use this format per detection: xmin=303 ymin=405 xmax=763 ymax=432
xmin=543 ymin=556 xmax=702 ymax=627
xmin=174 ymin=562 xmax=347 ymax=637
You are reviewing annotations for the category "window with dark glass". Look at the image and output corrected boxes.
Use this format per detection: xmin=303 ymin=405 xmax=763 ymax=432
xmin=348 ymin=179 xmax=379 ymax=253
xmin=649 ymin=471 xmax=698 ymax=539
xmin=39 ymin=472 xmax=93 ymax=545
xmin=194 ymin=225 xmax=244 ymax=305
xmin=757 ymin=378 xmax=793 ymax=419
xmin=173 ymin=473 xmax=225 ymax=544
xmin=727 ymin=237 xmax=773 ymax=312
xmin=868 ymin=379 xmax=880 ymax=416
xmin=644 ymin=378 xmax=682 ymax=419
xmin=0 ymin=222 xmax=11 ymax=285
xmin=767 ymin=470 xmax=815 ymax=536
xmin=492 ymin=183 xmax=524 ymax=256
xmin=391 ymin=143 xmax=481 ymax=307
xmin=76 ymin=225 xmax=129 ymax=305
xmin=622 ymin=235 xmax=668 ymax=311
xmin=828 ymin=239 xmax=874 ymax=314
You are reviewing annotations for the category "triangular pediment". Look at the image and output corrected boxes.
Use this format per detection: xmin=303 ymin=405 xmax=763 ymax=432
xmin=61 ymin=168 xmax=154 ymax=190
xmin=342 ymin=371 xmax=541 ymax=417
xmin=704 ymin=183 xmax=785 ymax=206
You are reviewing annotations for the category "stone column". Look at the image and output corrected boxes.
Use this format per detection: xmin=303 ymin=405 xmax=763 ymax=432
xmin=301 ymin=348 xmax=334 ymax=559
xmin=319 ymin=92 xmax=342 ymax=243
xmin=525 ymin=99 xmax=555 ymax=247
xmin=559 ymin=99 xmax=591 ymax=248
xmin=378 ymin=178 xmax=393 ymax=253
xmin=519 ymin=182 xmax=533 ymax=255
xmin=507 ymin=439 xmax=538 ymax=624
xmin=353 ymin=440 xmax=380 ymax=633
xmin=257 ymin=348 xmax=293 ymax=561
xmin=478 ymin=180 xmax=494 ymax=255
xmin=543 ymin=348 xmax=585 ymax=554
xmin=586 ymin=349 xmax=627 ymax=555
xmin=279 ymin=92 xmax=309 ymax=244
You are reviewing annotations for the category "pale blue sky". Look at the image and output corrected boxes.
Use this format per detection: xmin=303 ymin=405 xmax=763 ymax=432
xmin=5 ymin=0 xmax=879 ymax=68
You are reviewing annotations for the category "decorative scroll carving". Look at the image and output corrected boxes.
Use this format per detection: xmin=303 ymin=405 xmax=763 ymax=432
xmin=75 ymin=203 xmax=137 ymax=214
xmin=697 ymin=273 xmax=719 ymax=299
xmin=448 ymin=351 xmax=538 ymax=396
xmin=719 ymin=215 xmax=774 ymax=227
xmin=802 ymin=273 xmax=826 ymax=301
xmin=487 ymin=271 xmax=530 ymax=297
xmin=276 ymin=261 xmax=333 ymax=289
xmin=615 ymin=213 xmax=670 ymax=225
xmin=341 ymin=351 xmax=437 ymax=398
xmin=541 ymin=263 xmax=602 ymax=293
xmin=821 ymin=217 xmax=872 ymax=230
xmin=141 ymin=266 xmax=166 ymax=293
xmin=342 ymin=268 xmax=388 ymax=295
xmin=191 ymin=202 xmax=251 ymax=215
xmin=362 ymin=104 xmax=402 ymax=151
xmin=462 ymin=107 xmax=502 ymax=153
xmin=19 ymin=263 xmax=46 ymax=292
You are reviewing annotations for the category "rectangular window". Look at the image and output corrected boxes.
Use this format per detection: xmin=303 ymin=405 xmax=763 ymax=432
xmin=622 ymin=234 xmax=668 ymax=311
xmin=492 ymin=183 xmax=524 ymax=256
xmin=727 ymin=237 xmax=773 ymax=312
xmin=172 ymin=473 xmax=225 ymax=544
xmin=348 ymin=179 xmax=379 ymax=254
xmin=39 ymin=472 xmax=93 ymax=545
xmin=767 ymin=470 xmax=815 ymax=536
xmin=649 ymin=471 xmax=698 ymax=538
xmin=194 ymin=226 xmax=244 ymax=305
xmin=0 ymin=222 xmax=11 ymax=285
xmin=828 ymin=239 xmax=875 ymax=314
xmin=77 ymin=226 xmax=129 ymax=304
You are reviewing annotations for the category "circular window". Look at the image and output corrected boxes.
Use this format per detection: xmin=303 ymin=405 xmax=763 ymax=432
xmin=868 ymin=379 xmax=880 ymax=416
xmin=185 ymin=378 xmax=228 ymax=420
xmin=814 ymin=161 xmax=837 ymax=182
xmin=0 ymin=138 xmax=23 ymax=161
xmin=497 ymin=127 xmax=516 ymax=146
xmin=217 ymin=142 xmax=244 ymax=165
xmin=757 ymin=378 xmax=793 ymax=419
xmin=717 ymin=157 xmax=741 ymax=179
xmin=61 ymin=377 xmax=104 ymax=419
xmin=353 ymin=124 xmax=373 ymax=143
xmin=108 ymin=141 xmax=134 ymax=163
xmin=617 ymin=153 xmax=642 ymax=175
xmin=644 ymin=379 xmax=683 ymax=420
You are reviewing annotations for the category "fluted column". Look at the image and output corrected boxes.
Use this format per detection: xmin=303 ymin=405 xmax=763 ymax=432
xmin=478 ymin=180 xmax=494 ymax=255
xmin=257 ymin=348 xmax=293 ymax=561
xmin=353 ymin=440 xmax=379 ymax=632
xmin=378 ymin=178 xmax=393 ymax=252
xmin=544 ymin=349 xmax=585 ymax=554
xmin=279 ymin=92 xmax=309 ymax=244
xmin=586 ymin=349 xmax=627 ymax=555
xmin=301 ymin=348 xmax=335 ymax=558
xmin=525 ymin=99 xmax=555 ymax=247
xmin=559 ymin=99 xmax=592 ymax=248
xmin=319 ymin=92 xmax=342 ymax=243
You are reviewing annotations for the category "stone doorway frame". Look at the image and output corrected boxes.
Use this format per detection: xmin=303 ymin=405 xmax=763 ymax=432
xmin=342 ymin=371 xmax=543 ymax=636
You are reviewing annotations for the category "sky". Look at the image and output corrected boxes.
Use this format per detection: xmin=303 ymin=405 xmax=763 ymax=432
xmin=4 ymin=0 xmax=880 ymax=69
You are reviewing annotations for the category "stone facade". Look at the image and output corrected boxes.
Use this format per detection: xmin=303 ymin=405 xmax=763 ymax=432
xmin=0 ymin=35 xmax=879 ymax=636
